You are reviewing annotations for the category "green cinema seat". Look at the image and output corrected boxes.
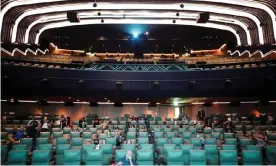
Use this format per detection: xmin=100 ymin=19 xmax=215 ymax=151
xmin=154 ymin=132 xmax=163 ymax=138
xmin=115 ymin=149 xmax=127 ymax=161
xmin=1 ymin=145 xmax=8 ymax=164
xmin=224 ymin=133 xmax=234 ymax=138
xmin=89 ymin=128 xmax=97 ymax=134
xmin=157 ymin=121 xmax=164 ymax=125
xmin=167 ymin=149 xmax=183 ymax=165
xmin=246 ymin=145 xmax=261 ymax=151
xmin=165 ymin=118 xmax=171 ymax=121
xmin=164 ymin=128 xmax=172 ymax=132
xmin=81 ymin=144 xmax=95 ymax=164
xmin=32 ymin=150 xmax=51 ymax=165
xmin=127 ymin=132 xmax=136 ymax=143
xmin=20 ymin=138 xmax=33 ymax=150
xmin=138 ymin=137 xmax=149 ymax=145
xmin=180 ymin=144 xmax=194 ymax=165
xmin=205 ymin=145 xmax=219 ymax=165
xmin=190 ymin=138 xmax=202 ymax=150
xmin=219 ymin=150 xmax=238 ymax=165
xmin=38 ymin=144 xmax=53 ymax=152
xmin=225 ymin=138 xmax=237 ymax=146
xmin=53 ymin=132 xmax=63 ymax=139
xmin=265 ymin=145 xmax=276 ymax=164
xmin=166 ymin=132 xmax=176 ymax=139
xmin=140 ymin=144 xmax=153 ymax=150
xmin=71 ymin=138 xmax=83 ymax=150
xmin=139 ymin=132 xmax=148 ymax=138
xmin=171 ymin=138 xmax=182 ymax=148
xmin=178 ymin=128 xmax=186 ymax=137
xmin=196 ymin=125 xmax=204 ymax=133
xmin=8 ymin=150 xmax=28 ymax=165
xmin=63 ymin=128 xmax=71 ymax=135
xmin=106 ymin=137 xmax=116 ymax=146
xmin=56 ymin=138 xmax=68 ymax=145
xmin=137 ymin=149 xmax=153 ymax=165
xmin=239 ymin=138 xmax=253 ymax=150
xmin=205 ymin=138 xmax=217 ymax=145
xmin=63 ymin=150 xmax=81 ymax=165
xmin=156 ymin=138 xmax=168 ymax=155
xmin=100 ymin=144 xmax=113 ymax=165
xmin=12 ymin=145 xmax=27 ymax=150
xmin=36 ymin=138 xmax=49 ymax=149
xmin=70 ymin=132 xmax=80 ymax=138
xmin=182 ymin=132 xmax=192 ymax=144
xmin=203 ymin=128 xmax=212 ymax=134
xmin=163 ymin=144 xmax=176 ymax=160
xmin=40 ymin=132 xmax=50 ymax=138
xmin=242 ymin=150 xmax=262 ymax=165
xmin=56 ymin=144 xmax=71 ymax=165
xmin=52 ymin=128 xmax=61 ymax=132
xmin=128 ymin=128 xmax=136 ymax=132
xmin=153 ymin=128 xmax=162 ymax=132
xmin=82 ymin=132 xmax=92 ymax=143
xmin=222 ymin=145 xmax=237 ymax=150
xmin=189 ymin=150 xmax=206 ymax=165
xmin=189 ymin=128 xmax=196 ymax=135
xmin=155 ymin=117 xmax=162 ymax=121
xmin=214 ymin=128 xmax=224 ymax=133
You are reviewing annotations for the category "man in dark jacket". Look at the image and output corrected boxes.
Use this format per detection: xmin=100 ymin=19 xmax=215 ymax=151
xmin=28 ymin=121 xmax=38 ymax=151
xmin=197 ymin=106 xmax=205 ymax=121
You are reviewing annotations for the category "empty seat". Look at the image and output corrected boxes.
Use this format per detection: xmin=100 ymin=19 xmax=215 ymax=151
xmin=64 ymin=150 xmax=81 ymax=165
xmin=171 ymin=138 xmax=182 ymax=148
xmin=219 ymin=150 xmax=238 ymax=165
xmin=36 ymin=138 xmax=49 ymax=148
xmin=63 ymin=128 xmax=71 ymax=135
xmin=57 ymin=138 xmax=69 ymax=145
xmin=100 ymin=144 xmax=113 ymax=165
xmin=225 ymin=138 xmax=237 ymax=146
xmin=222 ymin=145 xmax=237 ymax=150
xmin=163 ymin=144 xmax=176 ymax=159
xmin=32 ymin=150 xmax=51 ymax=165
xmin=242 ymin=150 xmax=262 ymax=165
xmin=166 ymin=132 xmax=176 ymax=139
xmin=136 ymin=149 xmax=153 ymax=165
xmin=240 ymin=138 xmax=253 ymax=150
xmin=180 ymin=144 xmax=194 ymax=165
xmin=189 ymin=150 xmax=206 ymax=165
xmin=86 ymin=149 xmax=103 ymax=165
xmin=52 ymin=128 xmax=61 ymax=132
xmin=139 ymin=132 xmax=148 ymax=138
xmin=154 ymin=132 xmax=163 ymax=138
xmin=265 ymin=145 xmax=276 ymax=164
xmin=71 ymin=138 xmax=83 ymax=150
xmin=140 ymin=144 xmax=153 ymax=149
xmin=205 ymin=145 xmax=219 ymax=165
xmin=138 ymin=137 xmax=149 ymax=145
xmin=167 ymin=149 xmax=183 ymax=165
xmin=7 ymin=150 xmax=28 ymax=165
xmin=205 ymin=138 xmax=216 ymax=145
xmin=81 ymin=144 xmax=95 ymax=163
xmin=20 ymin=138 xmax=33 ymax=151
xmin=191 ymin=138 xmax=202 ymax=150
xmin=246 ymin=145 xmax=261 ymax=151
xmin=182 ymin=132 xmax=192 ymax=144
xmin=105 ymin=137 xmax=116 ymax=146
xmin=156 ymin=138 xmax=168 ymax=155
xmin=82 ymin=132 xmax=92 ymax=143
xmin=115 ymin=149 xmax=127 ymax=162
xmin=38 ymin=144 xmax=53 ymax=152
xmin=56 ymin=144 xmax=71 ymax=165
xmin=1 ymin=145 xmax=8 ymax=164
xmin=40 ymin=132 xmax=50 ymax=138
xmin=70 ymin=132 xmax=80 ymax=138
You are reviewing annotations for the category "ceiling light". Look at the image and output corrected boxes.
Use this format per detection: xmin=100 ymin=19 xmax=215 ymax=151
xmin=93 ymin=3 xmax=97 ymax=7
xmin=173 ymin=20 xmax=176 ymax=23
xmin=180 ymin=4 xmax=184 ymax=8
xmin=176 ymin=12 xmax=180 ymax=17
xmin=97 ymin=12 xmax=101 ymax=16
xmin=101 ymin=19 xmax=104 ymax=23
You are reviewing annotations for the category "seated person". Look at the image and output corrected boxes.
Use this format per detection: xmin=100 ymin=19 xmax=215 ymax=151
xmin=14 ymin=127 xmax=25 ymax=141
xmin=6 ymin=132 xmax=19 ymax=150
xmin=116 ymin=150 xmax=136 ymax=166
xmin=253 ymin=129 xmax=268 ymax=147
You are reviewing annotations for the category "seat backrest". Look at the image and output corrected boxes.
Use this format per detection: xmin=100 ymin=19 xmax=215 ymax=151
xmin=166 ymin=132 xmax=176 ymax=139
xmin=242 ymin=150 xmax=262 ymax=165
xmin=12 ymin=144 xmax=27 ymax=150
xmin=32 ymin=150 xmax=51 ymax=165
xmin=224 ymin=133 xmax=234 ymax=138
xmin=138 ymin=137 xmax=149 ymax=144
xmin=63 ymin=127 xmax=71 ymax=134
xmin=211 ymin=132 xmax=221 ymax=139
xmin=157 ymin=138 xmax=168 ymax=146
xmin=40 ymin=132 xmax=50 ymax=138
xmin=53 ymin=132 xmax=63 ymax=138
xmin=204 ymin=145 xmax=218 ymax=154
xmin=222 ymin=145 xmax=237 ymax=150
xmin=52 ymin=128 xmax=61 ymax=132
xmin=106 ymin=137 xmax=116 ymax=145
xmin=137 ymin=149 xmax=153 ymax=165
xmin=38 ymin=144 xmax=53 ymax=151
xmin=225 ymin=138 xmax=237 ymax=145
xmin=246 ymin=145 xmax=261 ymax=151
xmin=191 ymin=138 xmax=202 ymax=146
xmin=154 ymin=132 xmax=163 ymax=138
xmin=205 ymin=138 xmax=216 ymax=145
xmin=100 ymin=144 xmax=112 ymax=154
xmin=115 ymin=149 xmax=127 ymax=161
xmin=182 ymin=132 xmax=192 ymax=139
xmin=240 ymin=138 xmax=253 ymax=146
xmin=122 ymin=144 xmax=136 ymax=151
xmin=171 ymin=138 xmax=182 ymax=145
xmin=140 ymin=144 xmax=153 ymax=149
xmin=82 ymin=144 xmax=95 ymax=154
xmin=20 ymin=138 xmax=32 ymax=146
xmin=37 ymin=138 xmax=49 ymax=145
xmin=127 ymin=132 xmax=136 ymax=139
xmin=86 ymin=150 xmax=103 ymax=164
xmin=167 ymin=149 xmax=183 ymax=161
xmin=180 ymin=144 xmax=194 ymax=154
xmin=70 ymin=132 xmax=81 ymax=138
xmin=8 ymin=150 xmax=28 ymax=165
xmin=64 ymin=150 xmax=81 ymax=165
xmin=139 ymin=132 xmax=148 ymax=137
xmin=71 ymin=138 xmax=83 ymax=146
xmin=219 ymin=150 xmax=238 ymax=165
xmin=82 ymin=132 xmax=92 ymax=139
xmin=56 ymin=144 xmax=71 ymax=154
xmin=56 ymin=138 xmax=68 ymax=145
xmin=189 ymin=150 xmax=206 ymax=165
xmin=203 ymin=128 xmax=212 ymax=134
xmin=89 ymin=128 xmax=97 ymax=133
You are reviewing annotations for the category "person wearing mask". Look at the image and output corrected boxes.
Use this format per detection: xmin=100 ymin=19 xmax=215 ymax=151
xmin=197 ymin=106 xmax=205 ymax=121
xmin=93 ymin=135 xmax=100 ymax=149
xmin=60 ymin=114 xmax=67 ymax=129
xmin=116 ymin=150 xmax=136 ymax=166
xmin=15 ymin=127 xmax=25 ymax=141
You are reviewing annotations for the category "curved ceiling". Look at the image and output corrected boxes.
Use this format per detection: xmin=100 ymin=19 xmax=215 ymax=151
xmin=1 ymin=0 xmax=275 ymax=46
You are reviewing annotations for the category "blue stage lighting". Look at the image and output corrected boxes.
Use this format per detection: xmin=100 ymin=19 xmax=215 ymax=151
xmin=133 ymin=32 xmax=139 ymax=38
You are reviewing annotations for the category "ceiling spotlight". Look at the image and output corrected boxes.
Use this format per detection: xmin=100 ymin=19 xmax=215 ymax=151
xmin=93 ymin=3 xmax=97 ymax=7
xmin=176 ymin=12 xmax=180 ymax=17
xmin=97 ymin=12 xmax=101 ymax=16
xmin=101 ymin=19 xmax=104 ymax=23
xmin=180 ymin=4 xmax=184 ymax=8
xmin=173 ymin=20 xmax=176 ymax=23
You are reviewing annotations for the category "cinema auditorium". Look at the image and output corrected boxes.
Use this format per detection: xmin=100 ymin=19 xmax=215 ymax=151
xmin=1 ymin=0 xmax=276 ymax=165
